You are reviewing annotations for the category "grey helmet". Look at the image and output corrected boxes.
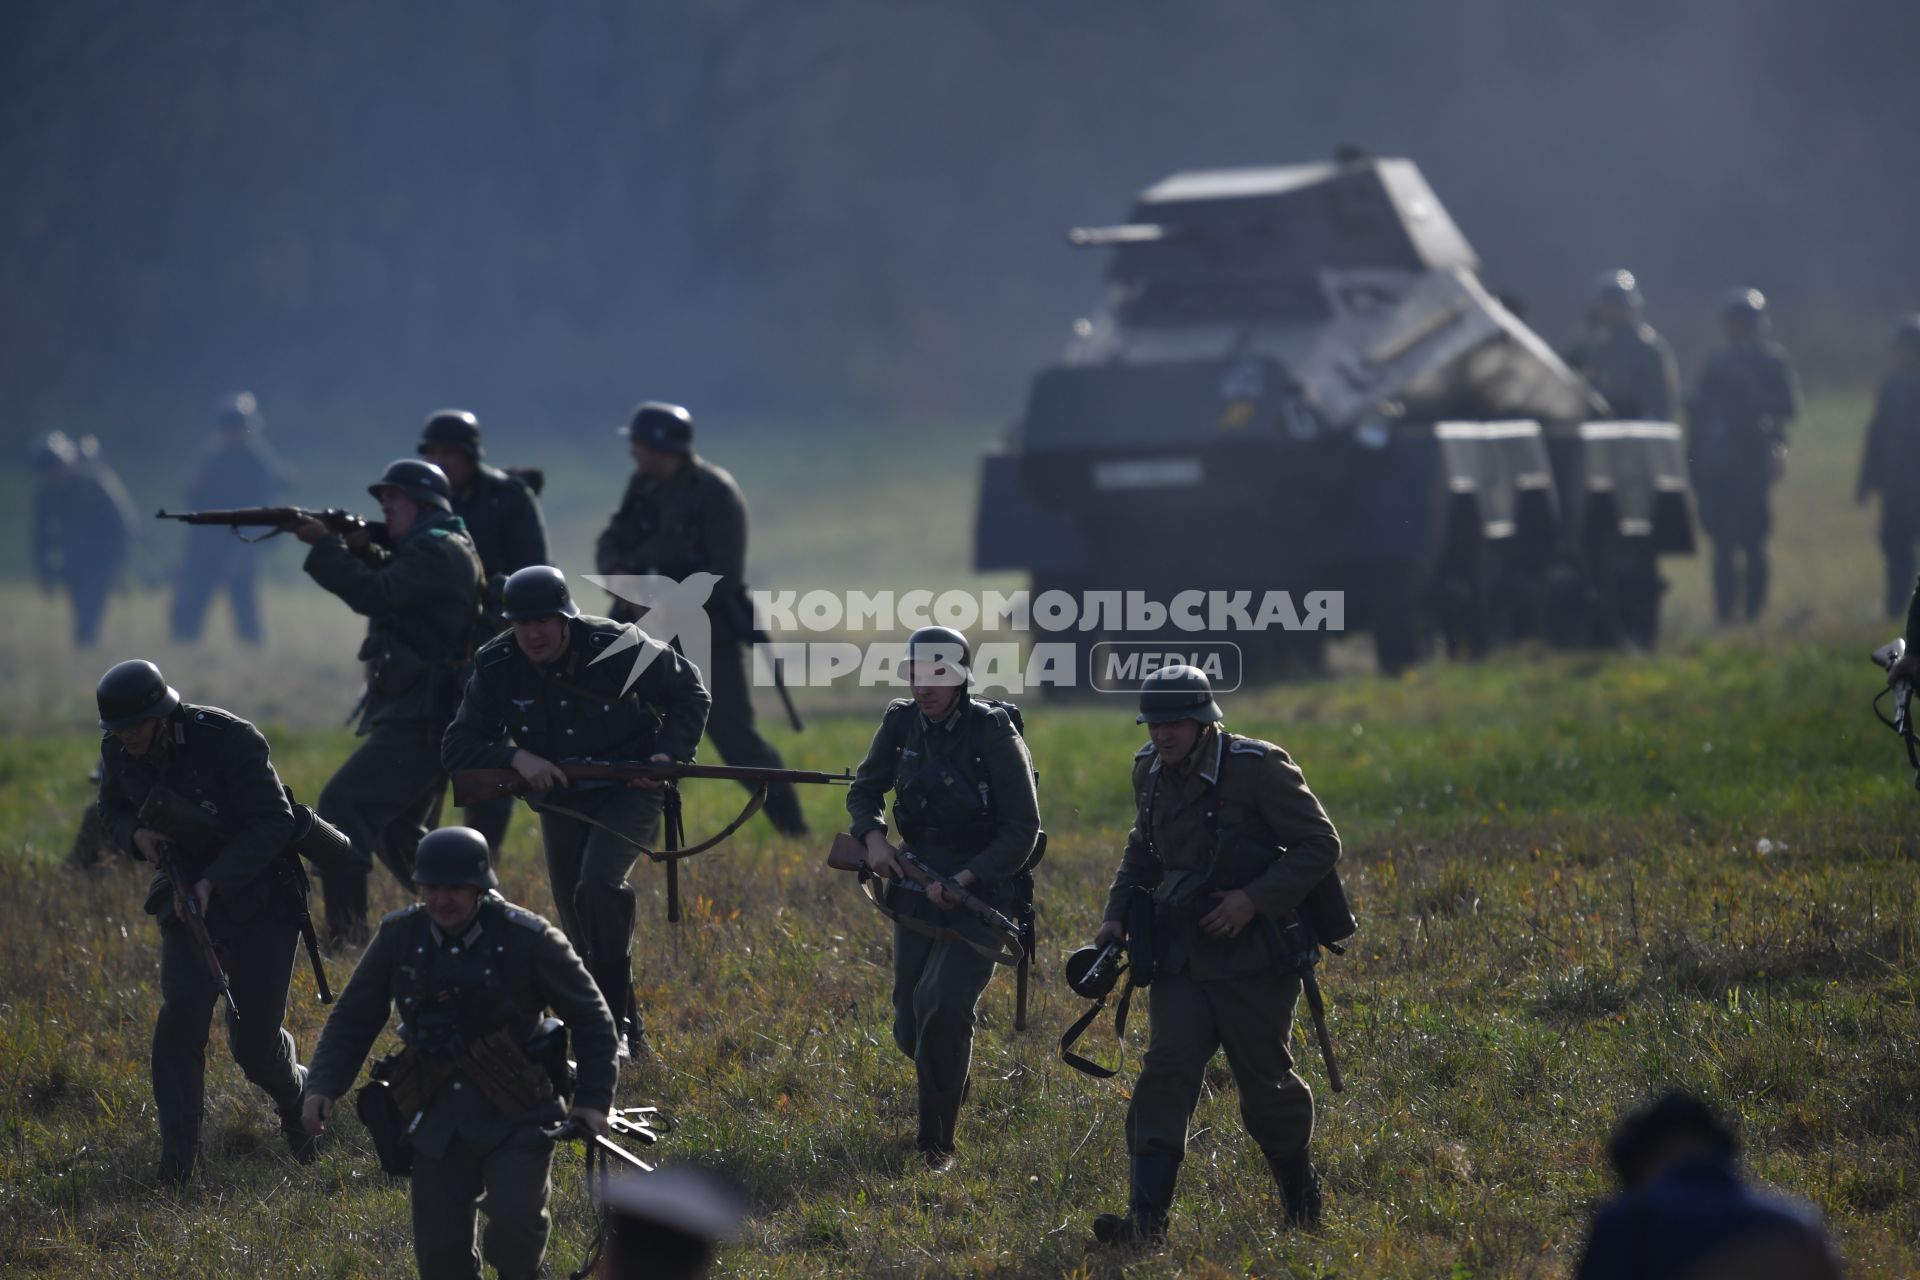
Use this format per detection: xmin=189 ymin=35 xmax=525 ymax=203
xmin=418 ymin=409 xmax=484 ymax=459
xmin=904 ymin=625 xmax=971 ymax=686
xmin=621 ymin=402 xmax=694 ymax=454
xmin=1592 ymin=269 xmax=1643 ymax=313
xmin=1136 ymin=664 xmax=1224 ymax=725
xmin=411 ymin=827 xmax=498 ymax=889
xmin=97 ymin=660 xmax=182 ymax=730
xmin=501 ymin=565 xmax=579 ymax=620
xmin=216 ymin=391 xmax=262 ymax=434
xmin=368 ymin=458 xmax=454 ymax=512
xmin=1721 ymin=287 xmax=1769 ymax=326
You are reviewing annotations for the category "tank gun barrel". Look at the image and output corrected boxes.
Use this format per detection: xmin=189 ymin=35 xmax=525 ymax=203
xmin=1067 ymin=223 xmax=1173 ymax=247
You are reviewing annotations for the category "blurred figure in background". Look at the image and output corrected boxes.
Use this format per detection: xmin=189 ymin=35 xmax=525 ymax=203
xmin=597 ymin=1166 xmax=747 ymax=1278
xmin=1566 ymin=269 xmax=1679 ymax=421
xmin=169 ymin=392 xmax=289 ymax=645
xmin=31 ymin=429 xmax=138 ymax=647
xmin=1686 ymin=289 xmax=1801 ymax=624
xmin=1856 ymin=315 xmax=1920 ymax=619
xmin=415 ymin=408 xmax=549 ymax=858
xmin=1575 ymin=1091 xmax=1840 ymax=1280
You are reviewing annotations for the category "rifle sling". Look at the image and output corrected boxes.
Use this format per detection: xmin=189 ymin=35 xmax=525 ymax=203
xmin=1059 ymin=977 xmax=1138 ymax=1079
xmin=854 ymin=872 xmax=1023 ymax=967
xmin=527 ymin=784 xmax=768 ymax=863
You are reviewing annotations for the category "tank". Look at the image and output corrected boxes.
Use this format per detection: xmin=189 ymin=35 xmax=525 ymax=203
xmin=974 ymin=152 xmax=1694 ymax=681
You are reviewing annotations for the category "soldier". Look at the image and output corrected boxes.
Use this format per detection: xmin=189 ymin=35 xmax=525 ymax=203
xmin=1856 ymin=316 xmax=1920 ymax=620
xmin=300 ymin=828 xmax=619 ymax=1280
xmin=442 ymin=565 xmax=710 ymax=1056
xmin=92 ymin=660 xmax=314 ymax=1185
xmin=595 ymin=401 xmax=810 ymax=838
xmin=169 ymin=392 xmax=289 ymax=645
xmin=1091 ymin=665 xmax=1342 ymax=1244
xmin=284 ymin=459 xmax=483 ymax=947
xmin=1566 ymin=270 xmax=1680 ymax=421
xmin=1687 ymin=288 xmax=1801 ymax=624
xmin=415 ymin=408 xmax=552 ymax=858
xmin=31 ymin=430 xmax=138 ymax=648
xmin=845 ymin=626 xmax=1040 ymax=1169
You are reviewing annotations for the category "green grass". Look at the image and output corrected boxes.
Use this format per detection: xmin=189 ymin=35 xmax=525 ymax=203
xmin=3 ymin=390 xmax=1916 ymax=1276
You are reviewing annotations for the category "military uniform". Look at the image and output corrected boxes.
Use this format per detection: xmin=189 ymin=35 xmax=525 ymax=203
xmin=595 ymin=454 xmax=807 ymax=835
xmin=170 ymin=433 xmax=287 ymax=644
xmin=846 ymin=693 xmax=1040 ymax=1156
xmin=1858 ymin=367 xmax=1920 ymax=619
xmin=1102 ymin=725 xmax=1341 ymax=1206
xmin=1687 ymin=340 xmax=1800 ymax=622
xmin=32 ymin=451 xmax=137 ymax=647
xmin=442 ymin=614 xmax=709 ymax=1036
xmin=97 ymin=701 xmax=308 ymax=1176
xmin=1569 ymin=322 xmax=1680 ymax=421
xmin=306 ymin=510 xmax=483 ymax=938
xmin=305 ymin=894 xmax=618 ymax=1280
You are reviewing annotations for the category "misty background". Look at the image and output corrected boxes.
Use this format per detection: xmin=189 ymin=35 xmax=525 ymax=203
xmin=3 ymin=0 xmax=1917 ymax=582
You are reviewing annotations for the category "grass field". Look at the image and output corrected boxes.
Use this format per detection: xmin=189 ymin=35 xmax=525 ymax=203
xmin=3 ymin=390 xmax=1917 ymax=1277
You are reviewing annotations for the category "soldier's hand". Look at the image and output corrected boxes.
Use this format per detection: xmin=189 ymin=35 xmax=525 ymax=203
xmin=281 ymin=515 xmax=331 ymax=545
xmin=1094 ymin=919 xmax=1124 ymax=947
xmin=863 ymin=831 xmax=902 ymax=879
xmin=1890 ymin=650 xmax=1920 ymax=688
xmin=302 ymin=1093 xmax=334 ymax=1136
xmin=569 ymin=1106 xmax=612 ymax=1139
xmin=131 ymin=828 xmax=167 ymax=863
xmin=629 ymin=752 xmax=674 ymax=791
xmin=192 ymin=878 xmax=213 ymax=915
xmin=1200 ymin=889 xmax=1257 ymax=939
xmin=512 ymin=749 xmax=570 ymax=792
xmin=927 ymin=871 xmax=974 ymax=911
xmin=341 ymin=526 xmax=373 ymax=552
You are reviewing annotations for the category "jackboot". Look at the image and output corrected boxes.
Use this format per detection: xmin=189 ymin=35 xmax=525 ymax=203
xmin=1092 ymin=1153 xmax=1180 ymax=1246
xmin=279 ymin=1065 xmax=319 ymax=1164
xmin=1265 ymin=1147 xmax=1323 ymax=1229
xmin=915 ymin=1086 xmax=965 ymax=1170
xmin=321 ymin=868 xmax=369 ymax=952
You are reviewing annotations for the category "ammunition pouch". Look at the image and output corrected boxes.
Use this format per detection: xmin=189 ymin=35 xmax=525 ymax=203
xmin=459 ymin=1026 xmax=558 ymax=1116
xmin=380 ymin=1045 xmax=455 ymax=1121
xmin=136 ymin=785 xmax=223 ymax=853
xmin=355 ymin=1074 xmax=413 ymax=1176
xmin=361 ymin=631 xmax=430 ymax=696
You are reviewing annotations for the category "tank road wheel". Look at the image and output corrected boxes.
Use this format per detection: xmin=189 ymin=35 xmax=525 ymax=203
xmin=1369 ymin=560 xmax=1428 ymax=676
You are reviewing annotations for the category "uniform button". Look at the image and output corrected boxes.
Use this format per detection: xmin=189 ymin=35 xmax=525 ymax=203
xmin=453 ymin=1082 xmax=463 ymax=1091
xmin=450 ymin=945 xmax=460 ymax=954
xmin=566 ymin=729 xmax=575 ymax=735
xmin=560 ymin=700 xmax=568 ymax=708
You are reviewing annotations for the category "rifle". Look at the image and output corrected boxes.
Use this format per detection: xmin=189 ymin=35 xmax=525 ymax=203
xmin=1872 ymin=638 xmax=1920 ymax=790
xmin=827 ymin=831 xmax=1024 ymax=967
xmin=152 ymin=838 xmax=240 ymax=1018
xmin=1273 ymin=916 xmax=1344 ymax=1093
xmin=156 ymin=506 xmax=387 ymax=546
xmin=451 ymin=760 xmax=853 ymax=808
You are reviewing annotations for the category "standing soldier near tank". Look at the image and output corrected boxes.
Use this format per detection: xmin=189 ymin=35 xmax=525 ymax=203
xmin=1857 ymin=316 xmax=1920 ymax=620
xmin=1687 ymin=289 xmax=1801 ymax=624
xmin=300 ymin=827 xmax=619 ymax=1280
xmin=1090 ymin=665 xmax=1343 ymax=1244
xmin=92 ymin=660 xmax=315 ymax=1185
xmin=30 ymin=430 xmax=138 ymax=648
xmin=169 ymin=392 xmax=290 ymax=645
xmin=284 ymin=459 xmax=482 ymax=948
xmin=442 ymin=566 xmax=709 ymax=1056
xmin=595 ymin=402 xmax=810 ymax=838
xmin=845 ymin=627 xmax=1040 ymax=1169
xmin=1566 ymin=270 xmax=1680 ymax=421
xmin=415 ymin=409 xmax=551 ymax=857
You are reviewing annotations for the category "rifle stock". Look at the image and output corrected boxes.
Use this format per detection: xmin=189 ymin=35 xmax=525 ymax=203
xmin=451 ymin=760 xmax=853 ymax=808
xmin=154 ymin=840 xmax=240 ymax=1019
xmin=826 ymin=832 xmax=1025 ymax=962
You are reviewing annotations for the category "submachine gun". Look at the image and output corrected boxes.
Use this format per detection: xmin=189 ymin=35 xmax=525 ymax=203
xmin=1871 ymin=638 xmax=1919 ymax=790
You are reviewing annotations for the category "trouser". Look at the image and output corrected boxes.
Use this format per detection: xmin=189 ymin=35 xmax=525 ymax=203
xmin=152 ymin=906 xmax=305 ymax=1169
xmin=410 ymin=1127 xmax=555 ymax=1280
xmin=703 ymin=636 xmax=808 ymax=834
xmin=536 ymin=786 xmax=663 ymax=1028
xmin=890 ymin=888 xmax=998 ymax=1097
xmin=170 ymin=539 xmax=263 ymax=643
xmin=1710 ymin=537 xmax=1770 ymax=623
xmin=1125 ymin=969 xmax=1315 ymax=1163
xmin=1880 ymin=514 xmax=1920 ymax=621
xmin=463 ymin=794 xmax=516 ymax=861
xmin=66 ymin=571 xmax=112 ymax=648
xmin=318 ymin=719 xmax=448 ymax=932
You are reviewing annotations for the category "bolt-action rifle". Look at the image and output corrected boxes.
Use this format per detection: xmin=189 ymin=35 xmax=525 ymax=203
xmin=1872 ymin=637 xmax=1919 ymax=790
xmin=156 ymin=506 xmax=388 ymax=546
xmin=826 ymin=831 xmax=1025 ymax=968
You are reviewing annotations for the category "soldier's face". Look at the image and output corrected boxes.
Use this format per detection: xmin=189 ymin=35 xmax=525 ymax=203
xmin=378 ymin=489 xmax=424 ymax=538
xmin=417 ymin=883 xmax=484 ymax=931
xmin=629 ymin=440 xmax=684 ymax=481
xmin=513 ymin=615 xmax=570 ymax=665
xmin=908 ymin=666 xmax=964 ymax=720
xmin=112 ymin=717 xmax=165 ymax=757
xmin=1148 ymin=718 xmax=1203 ymax=765
xmin=419 ymin=444 xmax=475 ymax=489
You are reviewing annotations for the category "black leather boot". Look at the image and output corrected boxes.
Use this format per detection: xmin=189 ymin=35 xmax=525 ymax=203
xmin=1266 ymin=1147 xmax=1323 ymax=1228
xmin=1092 ymin=1153 xmax=1180 ymax=1245
xmin=915 ymin=1087 xmax=965 ymax=1170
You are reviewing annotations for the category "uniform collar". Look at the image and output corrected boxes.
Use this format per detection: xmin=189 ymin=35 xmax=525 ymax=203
xmin=429 ymin=912 xmax=487 ymax=949
xmin=918 ymin=691 xmax=970 ymax=733
xmin=1147 ymin=724 xmax=1222 ymax=783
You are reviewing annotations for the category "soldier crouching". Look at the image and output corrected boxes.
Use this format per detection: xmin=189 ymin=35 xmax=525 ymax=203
xmin=1093 ymin=665 xmax=1343 ymax=1243
xmin=300 ymin=828 xmax=618 ymax=1280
